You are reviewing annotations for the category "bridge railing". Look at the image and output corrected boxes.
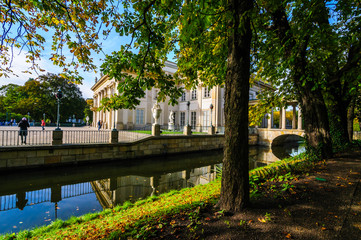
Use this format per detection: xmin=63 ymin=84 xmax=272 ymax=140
xmin=353 ymin=131 xmax=361 ymax=140
xmin=63 ymin=130 xmax=110 ymax=144
xmin=0 ymin=130 xmax=53 ymax=146
xmin=0 ymin=126 xmax=224 ymax=147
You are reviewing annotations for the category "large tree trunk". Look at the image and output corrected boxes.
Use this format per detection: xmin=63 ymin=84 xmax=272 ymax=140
xmin=299 ymin=88 xmax=333 ymax=159
xmin=347 ymin=99 xmax=355 ymax=142
xmin=218 ymin=0 xmax=252 ymax=212
xmin=328 ymin=100 xmax=352 ymax=145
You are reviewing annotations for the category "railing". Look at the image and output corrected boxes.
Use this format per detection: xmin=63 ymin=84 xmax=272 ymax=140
xmin=0 ymin=130 xmax=52 ymax=146
xmin=354 ymin=131 xmax=361 ymax=140
xmin=0 ymin=183 xmax=95 ymax=211
xmin=0 ymin=126 xmax=226 ymax=147
xmin=118 ymin=130 xmax=150 ymax=142
xmin=62 ymin=182 xmax=94 ymax=199
xmin=63 ymin=130 xmax=110 ymax=144
xmin=0 ymin=194 xmax=16 ymax=211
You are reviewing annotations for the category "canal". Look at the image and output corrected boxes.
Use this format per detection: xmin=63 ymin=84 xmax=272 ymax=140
xmin=0 ymin=142 xmax=304 ymax=234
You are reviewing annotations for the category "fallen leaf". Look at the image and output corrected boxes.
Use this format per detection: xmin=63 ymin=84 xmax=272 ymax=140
xmin=285 ymin=233 xmax=292 ymax=239
xmin=321 ymin=227 xmax=327 ymax=231
xmin=258 ymin=217 xmax=267 ymax=223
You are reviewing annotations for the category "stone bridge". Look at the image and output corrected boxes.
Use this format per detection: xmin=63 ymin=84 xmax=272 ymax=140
xmin=252 ymin=99 xmax=305 ymax=146
xmin=257 ymin=128 xmax=305 ymax=147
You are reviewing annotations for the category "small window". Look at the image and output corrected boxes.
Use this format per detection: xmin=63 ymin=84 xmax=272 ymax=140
xmin=180 ymin=112 xmax=185 ymax=126
xmin=181 ymin=92 xmax=186 ymax=102
xmin=204 ymin=87 xmax=211 ymax=98
xmin=136 ymin=109 xmax=144 ymax=124
xmin=203 ymin=110 xmax=210 ymax=127
xmin=191 ymin=89 xmax=197 ymax=100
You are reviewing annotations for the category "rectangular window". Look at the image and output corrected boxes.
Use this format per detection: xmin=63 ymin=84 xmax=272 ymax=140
xmin=181 ymin=92 xmax=186 ymax=101
xmin=136 ymin=109 xmax=144 ymax=124
xmin=203 ymin=110 xmax=210 ymax=127
xmin=204 ymin=87 xmax=211 ymax=98
xmin=191 ymin=112 xmax=196 ymax=129
xmin=191 ymin=89 xmax=197 ymax=100
xmin=180 ymin=112 xmax=185 ymax=126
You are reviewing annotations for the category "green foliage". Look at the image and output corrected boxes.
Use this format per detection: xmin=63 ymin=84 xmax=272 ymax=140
xmin=354 ymin=119 xmax=360 ymax=132
xmin=0 ymin=74 xmax=86 ymax=122
xmin=254 ymin=0 xmax=361 ymax=157
xmin=0 ymin=0 xmax=111 ymax=81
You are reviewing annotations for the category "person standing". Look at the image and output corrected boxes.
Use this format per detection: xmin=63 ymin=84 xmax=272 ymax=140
xmin=97 ymin=120 xmax=102 ymax=131
xmin=41 ymin=119 xmax=46 ymax=130
xmin=18 ymin=117 xmax=30 ymax=144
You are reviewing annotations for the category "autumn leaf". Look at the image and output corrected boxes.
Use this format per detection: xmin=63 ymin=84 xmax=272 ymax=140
xmin=285 ymin=233 xmax=292 ymax=239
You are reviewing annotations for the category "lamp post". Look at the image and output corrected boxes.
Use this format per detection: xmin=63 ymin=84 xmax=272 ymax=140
xmin=187 ymin=101 xmax=190 ymax=126
xmin=55 ymin=89 xmax=63 ymax=130
xmin=210 ymin=103 xmax=213 ymax=127
xmin=113 ymin=109 xmax=117 ymax=130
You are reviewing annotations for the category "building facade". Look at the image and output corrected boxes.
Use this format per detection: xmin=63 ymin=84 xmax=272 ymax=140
xmin=91 ymin=61 xmax=269 ymax=131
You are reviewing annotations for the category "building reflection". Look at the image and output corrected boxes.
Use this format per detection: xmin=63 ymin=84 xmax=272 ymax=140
xmin=91 ymin=165 xmax=218 ymax=209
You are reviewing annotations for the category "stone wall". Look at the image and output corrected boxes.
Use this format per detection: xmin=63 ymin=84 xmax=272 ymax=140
xmin=0 ymin=135 xmax=224 ymax=171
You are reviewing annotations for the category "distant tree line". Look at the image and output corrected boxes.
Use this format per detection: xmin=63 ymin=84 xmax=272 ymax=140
xmin=0 ymin=73 xmax=87 ymax=123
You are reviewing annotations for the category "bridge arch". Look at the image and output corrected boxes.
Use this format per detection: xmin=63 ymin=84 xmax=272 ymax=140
xmin=272 ymin=134 xmax=304 ymax=147
xmin=257 ymin=128 xmax=305 ymax=146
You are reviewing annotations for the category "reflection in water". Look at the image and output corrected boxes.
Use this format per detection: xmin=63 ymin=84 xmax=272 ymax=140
xmin=91 ymin=166 xmax=219 ymax=209
xmin=0 ymin=142 xmax=304 ymax=234
xmin=272 ymin=140 xmax=305 ymax=160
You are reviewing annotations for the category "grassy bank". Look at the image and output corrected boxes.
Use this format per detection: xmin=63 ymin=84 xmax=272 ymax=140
xmin=2 ymin=152 xmax=317 ymax=240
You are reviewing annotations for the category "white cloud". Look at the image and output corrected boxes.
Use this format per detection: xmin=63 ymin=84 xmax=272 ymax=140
xmin=0 ymin=50 xmax=100 ymax=99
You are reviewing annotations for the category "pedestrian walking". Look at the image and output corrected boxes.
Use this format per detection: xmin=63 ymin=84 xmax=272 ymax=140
xmin=41 ymin=119 xmax=46 ymax=130
xmin=97 ymin=120 xmax=102 ymax=131
xmin=18 ymin=117 xmax=30 ymax=144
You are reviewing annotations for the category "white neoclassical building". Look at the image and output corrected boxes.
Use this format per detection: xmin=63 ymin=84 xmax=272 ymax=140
xmin=91 ymin=61 xmax=271 ymax=131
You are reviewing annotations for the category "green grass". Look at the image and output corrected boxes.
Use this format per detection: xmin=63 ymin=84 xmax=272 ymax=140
xmin=1 ymin=153 xmax=316 ymax=240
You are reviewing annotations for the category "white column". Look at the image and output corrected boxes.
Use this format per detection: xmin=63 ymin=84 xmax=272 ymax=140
xmin=298 ymin=107 xmax=302 ymax=130
xmin=267 ymin=112 xmax=272 ymax=129
xmin=292 ymin=104 xmax=297 ymax=129
xmin=93 ymin=95 xmax=97 ymax=127
xmin=281 ymin=107 xmax=286 ymax=129
xmin=279 ymin=108 xmax=282 ymax=129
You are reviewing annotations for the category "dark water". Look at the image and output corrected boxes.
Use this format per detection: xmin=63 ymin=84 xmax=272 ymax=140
xmin=0 ymin=142 xmax=305 ymax=234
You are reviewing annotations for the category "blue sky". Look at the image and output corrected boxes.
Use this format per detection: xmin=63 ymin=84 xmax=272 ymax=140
xmin=0 ymin=31 xmax=130 ymax=99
